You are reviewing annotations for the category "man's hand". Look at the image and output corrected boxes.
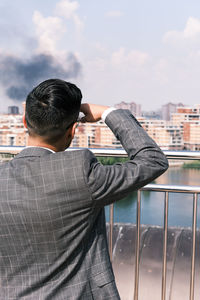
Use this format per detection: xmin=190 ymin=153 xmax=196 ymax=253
xmin=80 ymin=103 xmax=109 ymax=123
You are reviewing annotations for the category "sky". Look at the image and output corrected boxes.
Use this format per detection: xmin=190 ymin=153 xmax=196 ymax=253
xmin=1 ymin=0 xmax=200 ymax=112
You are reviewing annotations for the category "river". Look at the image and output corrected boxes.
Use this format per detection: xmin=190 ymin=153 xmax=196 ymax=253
xmin=105 ymin=166 xmax=200 ymax=227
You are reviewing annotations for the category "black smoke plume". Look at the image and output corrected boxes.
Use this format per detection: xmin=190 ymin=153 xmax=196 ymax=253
xmin=0 ymin=53 xmax=81 ymax=101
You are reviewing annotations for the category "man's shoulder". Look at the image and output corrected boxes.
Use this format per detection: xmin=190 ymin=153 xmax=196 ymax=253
xmin=53 ymin=148 xmax=93 ymax=160
xmin=38 ymin=148 xmax=96 ymax=167
xmin=6 ymin=148 xmax=96 ymax=175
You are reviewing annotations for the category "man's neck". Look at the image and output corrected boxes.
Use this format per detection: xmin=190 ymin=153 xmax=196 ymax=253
xmin=27 ymin=137 xmax=66 ymax=152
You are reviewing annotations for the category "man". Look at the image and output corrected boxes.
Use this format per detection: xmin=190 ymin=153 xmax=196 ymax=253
xmin=0 ymin=79 xmax=168 ymax=299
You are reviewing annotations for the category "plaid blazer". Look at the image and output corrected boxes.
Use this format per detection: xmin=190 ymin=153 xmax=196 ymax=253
xmin=0 ymin=109 xmax=168 ymax=299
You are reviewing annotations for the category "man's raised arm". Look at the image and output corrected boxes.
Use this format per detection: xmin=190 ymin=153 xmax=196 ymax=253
xmin=80 ymin=103 xmax=169 ymax=207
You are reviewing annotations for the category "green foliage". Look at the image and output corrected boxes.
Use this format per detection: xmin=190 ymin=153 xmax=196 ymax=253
xmin=96 ymin=156 xmax=128 ymax=165
xmin=0 ymin=153 xmax=15 ymax=161
xmin=182 ymin=161 xmax=200 ymax=169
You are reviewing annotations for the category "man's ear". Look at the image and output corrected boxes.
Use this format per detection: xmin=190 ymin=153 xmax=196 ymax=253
xmin=23 ymin=114 xmax=28 ymax=129
xmin=22 ymin=102 xmax=27 ymax=129
xmin=66 ymin=122 xmax=77 ymax=140
xmin=71 ymin=122 xmax=78 ymax=138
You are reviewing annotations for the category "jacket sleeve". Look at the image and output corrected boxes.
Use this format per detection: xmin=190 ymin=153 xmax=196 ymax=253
xmin=83 ymin=109 xmax=168 ymax=208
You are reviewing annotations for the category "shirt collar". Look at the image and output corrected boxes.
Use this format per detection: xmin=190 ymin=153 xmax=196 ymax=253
xmin=25 ymin=146 xmax=55 ymax=153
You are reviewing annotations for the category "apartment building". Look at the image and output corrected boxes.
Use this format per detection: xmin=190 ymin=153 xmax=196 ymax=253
xmin=183 ymin=122 xmax=200 ymax=150
xmin=71 ymin=121 xmax=121 ymax=149
xmin=138 ymin=118 xmax=183 ymax=150
xmin=172 ymin=107 xmax=200 ymax=125
xmin=0 ymin=114 xmax=27 ymax=146
xmin=171 ymin=105 xmax=200 ymax=150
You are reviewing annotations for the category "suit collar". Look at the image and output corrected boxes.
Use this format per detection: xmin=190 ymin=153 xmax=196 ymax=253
xmin=15 ymin=147 xmax=54 ymax=158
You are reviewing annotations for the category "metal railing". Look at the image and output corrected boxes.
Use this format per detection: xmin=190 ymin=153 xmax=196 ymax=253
xmin=0 ymin=146 xmax=200 ymax=160
xmin=100 ymin=150 xmax=200 ymax=300
xmin=131 ymin=185 xmax=199 ymax=300
xmin=0 ymin=147 xmax=199 ymax=300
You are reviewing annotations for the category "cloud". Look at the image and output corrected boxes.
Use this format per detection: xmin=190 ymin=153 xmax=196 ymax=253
xmin=33 ymin=11 xmax=66 ymax=54
xmin=163 ymin=17 xmax=200 ymax=44
xmin=111 ymin=48 xmax=150 ymax=67
xmin=105 ymin=10 xmax=124 ymax=18
xmin=55 ymin=0 xmax=79 ymax=18
xmin=55 ymin=0 xmax=83 ymax=31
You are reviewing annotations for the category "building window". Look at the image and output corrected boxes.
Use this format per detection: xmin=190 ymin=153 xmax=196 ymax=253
xmin=9 ymin=137 xmax=14 ymax=146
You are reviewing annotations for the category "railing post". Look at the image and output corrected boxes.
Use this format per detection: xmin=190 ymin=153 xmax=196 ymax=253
xmin=109 ymin=203 xmax=114 ymax=262
xmin=134 ymin=190 xmax=141 ymax=300
xmin=189 ymin=193 xmax=198 ymax=300
xmin=162 ymin=191 xmax=169 ymax=300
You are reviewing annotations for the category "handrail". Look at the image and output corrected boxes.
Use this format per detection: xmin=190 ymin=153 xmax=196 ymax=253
xmin=91 ymin=149 xmax=200 ymax=160
xmin=141 ymin=184 xmax=200 ymax=193
xmin=108 ymin=183 xmax=200 ymax=300
xmin=133 ymin=185 xmax=199 ymax=300
xmin=0 ymin=146 xmax=200 ymax=160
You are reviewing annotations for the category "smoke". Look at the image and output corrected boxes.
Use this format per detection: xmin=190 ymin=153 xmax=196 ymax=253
xmin=0 ymin=53 xmax=81 ymax=101
xmin=7 ymin=86 xmax=30 ymax=100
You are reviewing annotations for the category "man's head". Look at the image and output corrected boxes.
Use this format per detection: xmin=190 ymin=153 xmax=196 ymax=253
xmin=24 ymin=79 xmax=82 ymax=145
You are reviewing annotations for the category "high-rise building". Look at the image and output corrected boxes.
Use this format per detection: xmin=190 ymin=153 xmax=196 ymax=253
xmin=115 ymin=101 xmax=141 ymax=117
xmin=171 ymin=105 xmax=200 ymax=150
xmin=8 ymin=106 xmax=19 ymax=115
xmin=161 ymin=102 xmax=184 ymax=121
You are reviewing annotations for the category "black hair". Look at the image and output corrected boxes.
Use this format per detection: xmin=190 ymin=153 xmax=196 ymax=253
xmin=25 ymin=79 xmax=82 ymax=143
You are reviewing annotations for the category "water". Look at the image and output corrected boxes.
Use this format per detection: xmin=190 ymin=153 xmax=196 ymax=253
xmin=105 ymin=166 xmax=200 ymax=227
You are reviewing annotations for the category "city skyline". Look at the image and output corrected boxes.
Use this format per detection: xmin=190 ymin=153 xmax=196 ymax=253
xmin=2 ymin=103 xmax=200 ymax=151
xmin=4 ymin=100 xmax=197 ymax=118
xmin=1 ymin=1 xmax=200 ymax=111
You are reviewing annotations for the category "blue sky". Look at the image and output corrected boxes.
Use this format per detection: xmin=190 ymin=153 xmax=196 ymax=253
xmin=1 ymin=0 xmax=200 ymax=112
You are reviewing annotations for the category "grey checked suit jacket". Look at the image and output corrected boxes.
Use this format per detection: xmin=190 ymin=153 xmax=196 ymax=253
xmin=0 ymin=109 xmax=168 ymax=300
